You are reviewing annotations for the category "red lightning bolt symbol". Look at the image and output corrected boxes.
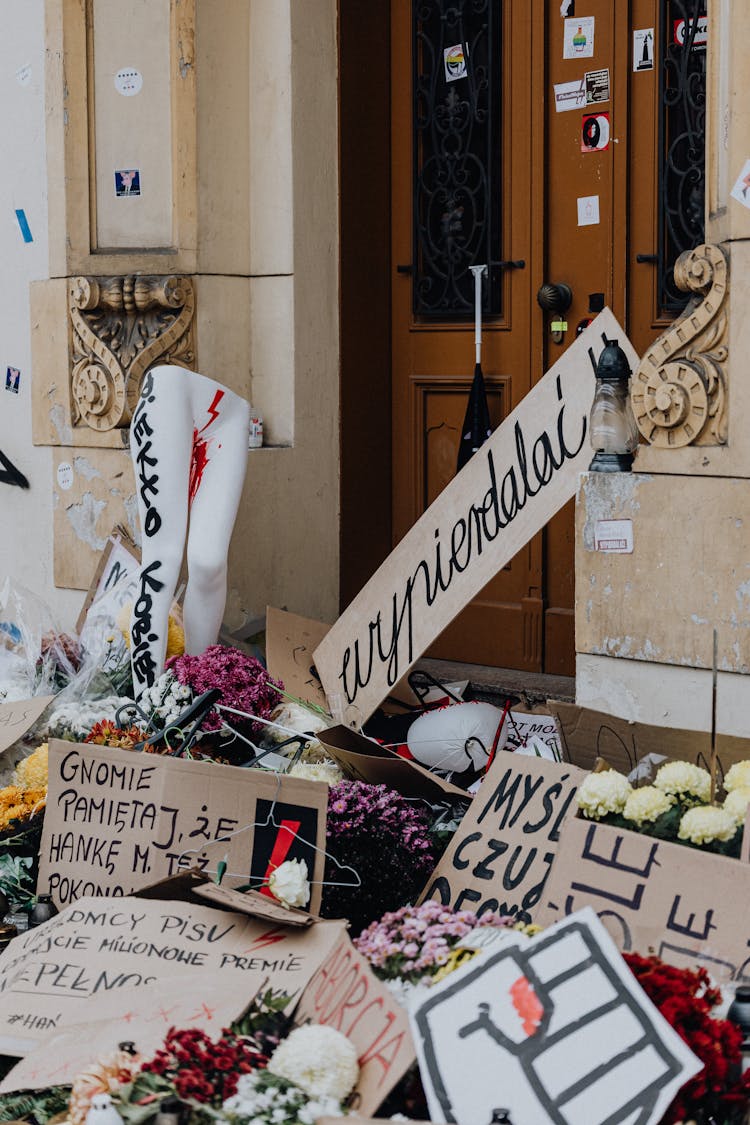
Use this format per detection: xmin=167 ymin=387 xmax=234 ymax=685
xmin=199 ymin=389 xmax=225 ymax=433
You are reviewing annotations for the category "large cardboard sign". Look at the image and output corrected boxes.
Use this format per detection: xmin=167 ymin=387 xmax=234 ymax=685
xmin=314 ymin=312 xmax=637 ymax=723
xmin=0 ymin=895 xmax=345 ymax=1055
xmin=539 ymin=817 xmax=750 ymax=983
xmin=265 ymin=606 xmax=331 ymax=711
xmin=410 ymin=908 xmax=700 ymax=1125
xmin=0 ymin=696 xmax=55 ymax=755
xmin=295 ymin=933 xmax=415 ymax=1115
xmin=0 ymin=979 xmax=251 ymax=1093
xmin=549 ymin=699 xmax=750 ymax=778
xmin=421 ymin=754 xmax=586 ymax=922
xmin=38 ymin=741 xmax=329 ymax=911
xmin=319 ymin=725 xmax=466 ymax=800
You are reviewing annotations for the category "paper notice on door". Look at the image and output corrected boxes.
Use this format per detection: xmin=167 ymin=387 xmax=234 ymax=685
xmin=577 ymin=194 xmax=600 ymax=226
xmin=633 ymin=28 xmax=655 ymax=71
xmin=563 ymin=16 xmax=595 ymax=59
xmin=730 ymin=159 xmax=750 ymax=210
xmin=554 ymin=77 xmax=586 ymax=113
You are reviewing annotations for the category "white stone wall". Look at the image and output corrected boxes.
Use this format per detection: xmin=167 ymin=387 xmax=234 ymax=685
xmin=0 ymin=1 xmax=83 ymax=631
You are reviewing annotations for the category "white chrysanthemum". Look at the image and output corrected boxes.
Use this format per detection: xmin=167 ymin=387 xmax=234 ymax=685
xmin=723 ymin=761 xmax=750 ymax=793
xmin=678 ymin=805 xmax=737 ymax=845
xmin=654 ymin=761 xmax=711 ymax=805
xmin=268 ymin=858 xmax=310 ymax=910
xmin=268 ymin=1025 xmax=359 ymax=1100
xmin=723 ymin=786 xmax=750 ymax=826
xmin=576 ymin=770 xmax=632 ymax=819
xmin=288 ymin=760 xmax=343 ymax=785
xmin=623 ymin=786 xmax=674 ymax=827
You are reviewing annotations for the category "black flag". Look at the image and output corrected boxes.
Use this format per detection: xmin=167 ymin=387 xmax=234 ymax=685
xmin=456 ymin=362 xmax=492 ymax=473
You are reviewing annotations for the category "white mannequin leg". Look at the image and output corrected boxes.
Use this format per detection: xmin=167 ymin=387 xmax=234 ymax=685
xmin=183 ymin=385 xmax=250 ymax=654
xmin=129 ymin=366 xmax=192 ymax=697
xmin=129 ymin=364 xmax=250 ymax=697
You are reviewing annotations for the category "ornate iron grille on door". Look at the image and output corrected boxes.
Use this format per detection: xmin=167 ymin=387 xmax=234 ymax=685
xmin=658 ymin=0 xmax=707 ymax=312
xmin=412 ymin=0 xmax=502 ymax=320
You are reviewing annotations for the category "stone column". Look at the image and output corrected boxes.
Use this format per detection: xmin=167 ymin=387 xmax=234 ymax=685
xmin=574 ymin=0 xmax=750 ymax=736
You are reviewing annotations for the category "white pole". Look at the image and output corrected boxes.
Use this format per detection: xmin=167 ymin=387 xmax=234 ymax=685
xmin=470 ymin=264 xmax=488 ymax=365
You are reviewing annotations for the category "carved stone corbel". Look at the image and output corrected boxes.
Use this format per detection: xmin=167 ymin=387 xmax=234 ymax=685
xmin=630 ymin=243 xmax=729 ymax=448
xmin=69 ymin=274 xmax=196 ymax=432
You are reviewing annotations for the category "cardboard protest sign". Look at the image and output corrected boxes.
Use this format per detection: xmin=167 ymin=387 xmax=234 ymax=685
xmin=295 ymin=933 xmax=415 ymax=1115
xmin=506 ymin=709 xmax=562 ymax=757
xmin=0 ymin=978 xmax=251 ymax=1092
xmin=0 ymin=696 xmax=55 ymax=755
xmin=421 ymin=753 xmax=586 ymax=922
xmin=265 ymin=606 xmax=332 ymax=711
xmin=548 ymin=699 xmax=750 ymax=778
xmin=37 ymin=741 xmax=329 ymax=911
xmin=539 ymin=817 xmax=750 ymax=983
xmin=318 ymin=725 xmax=466 ymax=800
xmin=410 ymin=907 xmax=700 ymax=1125
xmin=75 ymin=527 xmax=140 ymax=633
xmin=0 ymin=894 xmax=346 ymax=1055
xmin=314 ymin=312 xmax=637 ymax=724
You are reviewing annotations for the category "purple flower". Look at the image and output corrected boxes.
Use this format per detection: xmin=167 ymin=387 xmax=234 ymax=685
xmin=166 ymin=644 xmax=283 ymax=732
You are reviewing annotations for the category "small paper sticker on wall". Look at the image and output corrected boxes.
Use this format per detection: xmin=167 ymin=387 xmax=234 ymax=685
xmin=633 ymin=28 xmax=654 ymax=71
xmin=563 ymin=16 xmax=594 ymax=59
xmin=554 ymin=78 xmax=586 ymax=113
xmin=5 ymin=368 xmax=20 ymax=394
xmin=577 ymin=194 xmax=600 ymax=226
xmin=15 ymin=63 xmax=32 ymax=87
xmin=56 ymin=462 xmax=74 ymax=491
xmin=114 ymin=169 xmax=141 ymax=197
xmin=730 ymin=159 xmax=750 ymax=210
xmin=114 ymin=67 xmax=143 ymax=96
xmin=585 ymin=67 xmax=610 ymax=104
xmin=581 ymin=112 xmax=610 ymax=152
xmin=595 ymin=519 xmax=633 ymax=553
xmin=444 ymin=43 xmax=467 ymax=82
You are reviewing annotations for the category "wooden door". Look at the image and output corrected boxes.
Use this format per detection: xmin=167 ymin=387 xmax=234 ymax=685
xmin=391 ymin=2 xmax=544 ymax=673
xmin=390 ymin=0 xmax=685 ymax=676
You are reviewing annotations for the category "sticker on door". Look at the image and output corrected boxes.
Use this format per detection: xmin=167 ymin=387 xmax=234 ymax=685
xmin=581 ymin=112 xmax=610 ymax=152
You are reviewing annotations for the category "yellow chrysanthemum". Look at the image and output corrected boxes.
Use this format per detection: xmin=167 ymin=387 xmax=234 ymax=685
xmin=724 ymin=786 xmax=750 ymax=826
xmin=623 ymin=786 xmax=674 ymax=827
xmin=678 ymin=805 xmax=737 ymax=846
xmin=118 ymin=603 xmax=184 ymax=659
xmin=654 ymin=760 xmax=711 ymax=806
xmin=577 ymin=770 xmax=632 ymax=819
xmin=0 ymin=786 xmax=24 ymax=811
xmin=14 ymin=743 xmax=48 ymax=791
xmin=723 ymin=761 xmax=750 ymax=793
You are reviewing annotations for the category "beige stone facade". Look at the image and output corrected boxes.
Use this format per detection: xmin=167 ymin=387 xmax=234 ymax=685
xmin=24 ymin=0 xmax=340 ymax=631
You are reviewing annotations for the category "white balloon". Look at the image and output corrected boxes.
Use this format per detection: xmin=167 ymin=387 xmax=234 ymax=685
xmin=407 ymin=701 xmax=509 ymax=772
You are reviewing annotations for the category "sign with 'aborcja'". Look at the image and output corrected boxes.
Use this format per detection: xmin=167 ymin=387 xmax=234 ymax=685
xmin=314 ymin=311 xmax=638 ymax=724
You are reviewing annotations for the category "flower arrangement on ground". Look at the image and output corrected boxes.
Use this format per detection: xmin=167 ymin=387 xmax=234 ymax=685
xmin=167 ymin=645 xmax=283 ymax=735
xmin=576 ymin=760 xmax=750 ymax=857
xmin=321 ymin=780 xmax=439 ymax=935
xmin=624 ymin=952 xmax=750 ymax=1124
xmin=354 ymin=900 xmax=518 ymax=985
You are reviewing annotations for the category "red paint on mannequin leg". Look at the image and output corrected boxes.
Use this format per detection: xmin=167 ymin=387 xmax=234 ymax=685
xmin=188 ymin=391 xmax=225 ymax=504
xmin=189 ymin=430 xmax=210 ymax=505
xmin=510 ymin=975 xmax=544 ymax=1036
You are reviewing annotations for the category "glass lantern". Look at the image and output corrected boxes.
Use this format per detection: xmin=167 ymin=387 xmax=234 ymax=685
xmin=589 ymin=339 xmax=639 ymax=472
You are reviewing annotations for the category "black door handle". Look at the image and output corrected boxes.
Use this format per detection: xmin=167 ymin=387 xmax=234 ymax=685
xmin=536 ymin=282 xmax=573 ymax=314
xmin=497 ymin=259 xmax=526 ymax=270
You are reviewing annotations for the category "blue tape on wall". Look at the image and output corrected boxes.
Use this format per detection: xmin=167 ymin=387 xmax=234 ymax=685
xmin=14 ymin=209 xmax=33 ymax=243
